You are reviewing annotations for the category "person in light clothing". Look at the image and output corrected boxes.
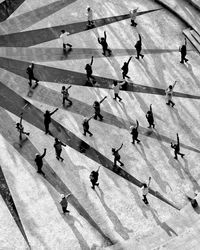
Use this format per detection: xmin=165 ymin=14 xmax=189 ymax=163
xmin=129 ymin=8 xmax=138 ymax=27
xmin=113 ymin=80 xmax=123 ymax=101
xmin=165 ymin=81 xmax=177 ymax=107
xmin=86 ymin=6 xmax=95 ymax=28
xmin=60 ymin=30 xmax=72 ymax=51
xmin=141 ymin=177 xmax=151 ymax=204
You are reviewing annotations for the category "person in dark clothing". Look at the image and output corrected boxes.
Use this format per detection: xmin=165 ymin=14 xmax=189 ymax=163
xmin=82 ymin=115 xmax=94 ymax=136
xmin=141 ymin=177 xmax=151 ymax=205
xmin=90 ymin=166 xmax=100 ymax=189
xmin=54 ymin=138 xmax=66 ymax=161
xmin=98 ymin=31 xmax=112 ymax=56
xmin=60 ymin=194 xmax=71 ymax=213
xmin=85 ymin=56 xmax=96 ymax=85
xmin=26 ymin=63 xmax=39 ymax=88
xmin=112 ymin=143 xmax=124 ymax=167
xmin=93 ymin=96 xmax=107 ymax=121
xmin=35 ymin=148 xmax=46 ymax=176
xmin=146 ymin=104 xmax=155 ymax=128
xmin=130 ymin=120 xmax=140 ymax=144
xmin=44 ymin=108 xmax=58 ymax=134
xmin=16 ymin=113 xmax=30 ymax=142
xmin=180 ymin=38 xmax=188 ymax=64
xmin=135 ymin=34 xmax=144 ymax=60
xmin=171 ymin=133 xmax=185 ymax=160
xmin=61 ymin=85 xmax=72 ymax=106
xmin=121 ymin=56 xmax=132 ymax=79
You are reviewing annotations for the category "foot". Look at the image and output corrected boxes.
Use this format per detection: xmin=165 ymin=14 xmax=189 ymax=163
xmin=148 ymin=126 xmax=151 ymax=128
xmin=174 ymin=157 xmax=178 ymax=160
xmin=172 ymin=103 xmax=175 ymax=107
xmin=83 ymin=133 xmax=86 ymax=136
xmin=153 ymin=124 xmax=155 ymax=128
xmin=119 ymin=99 xmax=122 ymax=102
xmin=120 ymin=163 xmax=124 ymax=167
xmin=61 ymin=158 xmax=64 ymax=162
xmin=113 ymin=98 xmax=116 ymax=100
xmin=91 ymin=186 xmax=95 ymax=189
xmin=166 ymin=103 xmax=170 ymax=105
xmin=137 ymin=140 xmax=140 ymax=143
xmin=135 ymin=57 xmax=139 ymax=60
xmin=142 ymin=55 xmax=144 ymax=59
xmin=102 ymin=53 xmax=106 ymax=56
xmin=185 ymin=59 xmax=188 ymax=62
xmin=56 ymin=156 xmax=59 ymax=160
xmin=100 ymin=118 xmax=103 ymax=121
xmin=180 ymin=61 xmax=184 ymax=64
xmin=89 ymin=133 xmax=93 ymax=137
xmin=27 ymin=133 xmax=30 ymax=136
xmin=96 ymin=183 xmax=99 ymax=186
xmin=131 ymin=141 xmax=135 ymax=144
xmin=181 ymin=154 xmax=185 ymax=158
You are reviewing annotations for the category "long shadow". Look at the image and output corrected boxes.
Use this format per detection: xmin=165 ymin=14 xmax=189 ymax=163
xmin=0 ymin=82 xmax=180 ymax=210
xmin=0 ymin=57 xmax=200 ymax=100
xmin=0 ymin=48 xmax=181 ymax=62
xmin=0 ymin=0 xmax=77 ymax=34
xmin=150 ymin=208 xmax=178 ymax=237
xmin=0 ymin=0 xmax=25 ymax=22
xmin=0 ymin=108 xmax=113 ymax=246
xmin=96 ymin=187 xmax=133 ymax=240
xmin=0 ymin=8 xmax=161 ymax=47
xmin=0 ymin=165 xmax=31 ymax=248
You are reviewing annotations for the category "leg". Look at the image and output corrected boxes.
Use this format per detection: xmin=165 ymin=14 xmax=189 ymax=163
xmin=62 ymin=97 xmax=65 ymax=105
xmin=102 ymin=48 xmax=106 ymax=56
xmin=66 ymin=43 xmax=72 ymax=49
xmin=28 ymin=77 xmax=32 ymax=88
xmin=91 ymin=181 xmax=96 ymax=189
xmin=116 ymin=93 xmax=122 ymax=102
xmin=32 ymin=75 xmax=39 ymax=84
xmin=93 ymin=113 xmax=97 ymax=120
xmin=97 ymin=113 xmax=103 ymax=121
xmin=132 ymin=137 xmax=135 ymax=144
xmin=143 ymin=195 xmax=148 ymax=204
xmin=174 ymin=151 xmax=178 ymax=160
xmin=113 ymin=158 xmax=117 ymax=166
xmin=177 ymin=152 xmax=185 ymax=158
xmin=135 ymin=50 xmax=139 ymax=59
xmin=136 ymin=138 xmax=141 ymax=143
xmin=180 ymin=53 xmax=184 ymax=63
xmin=86 ymin=130 xmax=93 ymax=137
xmin=83 ymin=129 xmax=87 ymax=136
xmin=63 ymin=43 xmax=66 ymax=51
xmin=118 ymin=160 xmax=124 ymax=167
xmin=66 ymin=97 xmax=72 ymax=106
xmin=169 ymin=100 xmax=175 ymax=107
xmin=44 ymin=122 xmax=49 ymax=134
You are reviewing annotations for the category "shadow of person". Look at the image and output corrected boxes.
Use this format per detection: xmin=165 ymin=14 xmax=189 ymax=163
xmin=96 ymin=187 xmax=133 ymax=240
xmin=150 ymin=208 xmax=178 ymax=237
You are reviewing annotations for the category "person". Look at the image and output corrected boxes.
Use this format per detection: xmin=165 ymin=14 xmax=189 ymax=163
xmin=121 ymin=56 xmax=132 ymax=79
xmin=98 ymin=31 xmax=112 ymax=56
xmin=135 ymin=34 xmax=144 ymax=60
xmin=60 ymin=30 xmax=72 ymax=52
xmin=85 ymin=56 xmax=96 ymax=85
xmin=171 ymin=133 xmax=185 ymax=160
xmin=86 ymin=6 xmax=95 ymax=28
xmin=44 ymin=108 xmax=58 ymax=134
xmin=141 ymin=177 xmax=151 ymax=205
xmin=61 ymin=85 xmax=72 ymax=106
xmin=93 ymin=96 xmax=107 ymax=121
xmin=180 ymin=38 xmax=188 ymax=64
xmin=82 ymin=115 xmax=94 ymax=136
xmin=112 ymin=143 xmax=124 ymax=166
xmin=165 ymin=81 xmax=177 ymax=107
xmin=129 ymin=8 xmax=138 ymax=27
xmin=26 ymin=63 xmax=39 ymax=88
xmin=113 ymin=80 xmax=123 ymax=101
xmin=60 ymin=194 xmax=71 ymax=214
xmin=16 ymin=113 xmax=30 ymax=142
xmin=90 ymin=166 xmax=100 ymax=189
xmin=35 ymin=148 xmax=46 ymax=176
xmin=54 ymin=138 xmax=66 ymax=161
xmin=146 ymin=104 xmax=155 ymax=128
xmin=130 ymin=120 xmax=140 ymax=144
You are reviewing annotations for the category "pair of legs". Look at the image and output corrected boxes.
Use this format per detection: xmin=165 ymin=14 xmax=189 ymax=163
xmin=180 ymin=54 xmax=188 ymax=63
xmin=44 ymin=122 xmax=50 ymax=134
xmin=136 ymin=49 xmax=144 ymax=59
xmin=63 ymin=97 xmax=72 ymax=106
xmin=166 ymin=100 xmax=175 ymax=107
xmin=94 ymin=112 xmax=103 ymax=121
xmin=62 ymin=206 xmax=69 ymax=213
xmin=87 ymin=73 xmax=96 ymax=85
xmin=142 ymin=195 xmax=149 ymax=204
xmin=132 ymin=136 xmax=140 ymax=144
xmin=122 ymin=71 xmax=130 ymax=79
xmin=28 ymin=76 xmax=39 ymax=88
xmin=113 ymin=93 xmax=122 ymax=101
xmin=102 ymin=47 xmax=112 ymax=56
xmin=114 ymin=157 xmax=124 ymax=167
xmin=37 ymin=166 xmax=45 ymax=176
xmin=83 ymin=129 xmax=93 ymax=136
xmin=174 ymin=151 xmax=184 ymax=160
xmin=19 ymin=130 xmax=30 ymax=141
xmin=148 ymin=122 xmax=155 ymax=128
xmin=56 ymin=149 xmax=64 ymax=161
xmin=131 ymin=19 xmax=137 ymax=26
xmin=63 ymin=43 xmax=72 ymax=51
xmin=91 ymin=180 xmax=99 ymax=189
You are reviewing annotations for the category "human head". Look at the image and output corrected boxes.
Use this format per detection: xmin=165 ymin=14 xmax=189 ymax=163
xmin=169 ymin=85 xmax=172 ymax=90
xmin=35 ymin=153 xmax=40 ymax=158
xmin=94 ymin=101 xmax=99 ymax=105
xmin=61 ymin=30 xmax=65 ymax=34
xmin=62 ymin=86 xmax=65 ymax=90
xmin=143 ymin=183 xmax=147 ymax=188
xmin=55 ymin=138 xmax=59 ymax=143
xmin=87 ymin=6 xmax=90 ymax=11
xmin=113 ymin=80 xmax=118 ymax=86
xmin=101 ymin=37 xmax=105 ymax=42
xmin=83 ymin=117 xmax=88 ymax=122
xmin=112 ymin=148 xmax=115 ymax=153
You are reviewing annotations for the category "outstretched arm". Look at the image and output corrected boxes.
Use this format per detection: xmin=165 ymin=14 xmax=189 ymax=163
xmin=97 ymin=166 xmax=101 ymax=172
xmin=104 ymin=31 xmax=107 ymax=40
xmin=19 ymin=113 xmax=23 ymax=125
xmin=185 ymin=37 xmax=187 ymax=46
xmin=87 ymin=114 xmax=94 ymax=122
xmin=50 ymin=108 xmax=59 ymax=116
xmin=66 ymin=194 xmax=71 ymax=200
xmin=138 ymin=34 xmax=141 ymax=42
xmin=127 ymin=56 xmax=132 ymax=65
xmin=66 ymin=85 xmax=72 ymax=91
xmin=147 ymin=177 xmax=151 ymax=188
xmin=41 ymin=148 xmax=47 ymax=158
xmin=100 ymin=96 xmax=107 ymax=104
xmin=150 ymin=104 xmax=152 ymax=113
xmin=117 ymin=143 xmax=123 ymax=152
xmin=136 ymin=120 xmax=139 ymax=129
xmin=172 ymin=80 xmax=177 ymax=89
xmin=90 ymin=56 xmax=94 ymax=66
xmin=177 ymin=133 xmax=179 ymax=146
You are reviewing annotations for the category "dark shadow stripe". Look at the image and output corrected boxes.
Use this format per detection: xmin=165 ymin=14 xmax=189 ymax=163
xmin=0 ymin=82 xmax=180 ymax=210
xmin=0 ymin=165 xmax=31 ymax=248
xmin=0 ymin=0 xmax=26 ymax=22
xmin=0 ymin=8 xmax=161 ymax=47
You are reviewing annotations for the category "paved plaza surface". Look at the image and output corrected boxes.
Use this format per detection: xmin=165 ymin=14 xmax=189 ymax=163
xmin=0 ymin=0 xmax=200 ymax=249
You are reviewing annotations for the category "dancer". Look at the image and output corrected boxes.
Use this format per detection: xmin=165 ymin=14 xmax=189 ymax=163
xmin=135 ymin=34 xmax=144 ymax=60
xmin=121 ymin=56 xmax=132 ymax=79
xmin=171 ymin=133 xmax=185 ymax=160
xmin=141 ymin=177 xmax=151 ymax=205
xmin=179 ymin=38 xmax=188 ymax=64
xmin=35 ymin=148 xmax=46 ymax=177
xmin=44 ymin=108 xmax=58 ymax=134
xmin=112 ymin=143 xmax=124 ymax=167
xmin=86 ymin=6 xmax=95 ymax=28
xmin=85 ymin=56 xmax=96 ymax=85
xmin=165 ymin=80 xmax=177 ymax=107
xmin=26 ymin=63 xmax=39 ymax=88
xmin=146 ymin=104 xmax=155 ymax=128
xmin=60 ymin=30 xmax=72 ymax=52
xmin=16 ymin=113 xmax=30 ymax=142
xmin=90 ymin=166 xmax=100 ymax=189
xmin=129 ymin=8 xmax=138 ymax=27
xmin=113 ymin=80 xmax=123 ymax=101
xmin=60 ymin=194 xmax=71 ymax=214
xmin=93 ymin=96 xmax=107 ymax=121
xmin=54 ymin=138 xmax=66 ymax=161
xmin=82 ymin=115 xmax=94 ymax=136
xmin=98 ymin=31 xmax=112 ymax=56
xmin=61 ymin=85 xmax=72 ymax=106
xmin=130 ymin=120 xmax=140 ymax=144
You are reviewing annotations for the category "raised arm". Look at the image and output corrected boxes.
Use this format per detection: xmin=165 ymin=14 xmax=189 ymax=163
xmin=177 ymin=133 xmax=179 ymax=146
xmin=147 ymin=177 xmax=151 ymax=188
xmin=90 ymin=56 xmax=94 ymax=66
xmin=98 ymin=37 xmax=101 ymax=44
xmin=50 ymin=108 xmax=58 ymax=116
xmin=66 ymin=193 xmax=71 ymax=200
xmin=117 ymin=143 xmax=123 ymax=152
xmin=104 ymin=31 xmax=107 ymax=40
xmin=136 ymin=120 xmax=139 ymax=129
xmin=138 ymin=34 xmax=141 ymax=42
xmin=127 ymin=56 xmax=132 ymax=65
xmin=172 ymin=80 xmax=177 ymax=89
xmin=41 ymin=148 xmax=47 ymax=158
xmin=100 ymin=96 xmax=107 ymax=104
xmin=66 ymin=85 xmax=72 ymax=91
xmin=87 ymin=114 xmax=94 ymax=122
xmin=97 ymin=166 xmax=101 ymax=172
xmin=185 ymin=37 xmax=187 ymax=46
xmin=150 ymin=104 xmax=152 ymax=113
xmin=19 ymin=113 xmax=23 ymax=125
